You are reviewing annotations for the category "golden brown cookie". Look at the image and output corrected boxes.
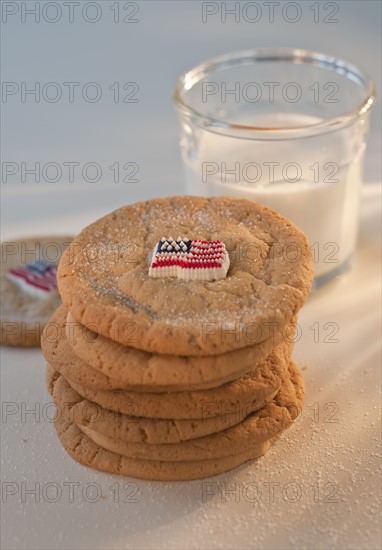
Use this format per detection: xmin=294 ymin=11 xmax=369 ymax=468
xmin=42 ymin=306 xmax=296 ymax=392
xmin=52 ymin=360 xmax=304 ymax=480
xmin=1 ymin=237 xmax=72 ymax=346
xmin=72 ymin=360 xmax=301 ymax=461
xmin=47 ymin=365 xmax=277 ymax=444
xmin=54 ymin=414 xmax=275 ymax=481
xmin=57 ymin=197 xmax=313 ymax=356
xmin=66 ymin=308 xmax=296 ymax=392
xmin=55 ymin=342 xmax=291 ymax=419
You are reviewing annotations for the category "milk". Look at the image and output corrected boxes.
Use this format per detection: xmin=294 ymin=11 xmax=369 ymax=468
xmin=182 ymin=114 xmax=366 ymax=280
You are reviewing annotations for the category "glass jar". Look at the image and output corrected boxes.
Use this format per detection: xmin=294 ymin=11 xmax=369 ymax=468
xmin=173 ymin=48 xmax=375 ymax=286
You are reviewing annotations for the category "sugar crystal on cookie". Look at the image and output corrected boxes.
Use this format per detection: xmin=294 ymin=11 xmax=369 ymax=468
xmin=149 ymin=237 xmax=230 ymax=281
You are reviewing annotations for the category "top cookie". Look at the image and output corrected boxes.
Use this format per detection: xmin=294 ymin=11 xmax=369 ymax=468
xmin=58 ymin=196 xmax=313 ymax=355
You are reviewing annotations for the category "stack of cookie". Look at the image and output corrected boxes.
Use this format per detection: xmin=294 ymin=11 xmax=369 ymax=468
xmin=42 ymin=196 xmax=313 ymax=481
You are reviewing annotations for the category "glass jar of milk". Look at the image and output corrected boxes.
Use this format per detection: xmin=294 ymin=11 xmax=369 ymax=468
xmin=173 ymin=48 xmax=375 ymax=287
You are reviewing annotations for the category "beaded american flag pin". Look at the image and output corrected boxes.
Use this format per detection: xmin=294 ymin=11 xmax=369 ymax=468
xmin=7 ymin=260 xmax=58 ymax=298
xmin=148 ymin=237 xmax=230 ymax=281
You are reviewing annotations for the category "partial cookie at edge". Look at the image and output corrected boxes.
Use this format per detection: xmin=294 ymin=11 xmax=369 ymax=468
xmin=1 ymin=237 xmax=72 ymax=346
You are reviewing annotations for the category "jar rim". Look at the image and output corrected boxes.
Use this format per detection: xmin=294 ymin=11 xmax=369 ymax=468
xmin=173 ymin=48 xmax=375 ymax=139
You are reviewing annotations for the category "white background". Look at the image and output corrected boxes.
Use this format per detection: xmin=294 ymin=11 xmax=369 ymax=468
xmin=1 ymin=2 xmax=381 ymax=549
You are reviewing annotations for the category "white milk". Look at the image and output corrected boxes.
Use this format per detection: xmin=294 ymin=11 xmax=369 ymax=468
xmin=182 ymin=114 xmax=364 ymax=279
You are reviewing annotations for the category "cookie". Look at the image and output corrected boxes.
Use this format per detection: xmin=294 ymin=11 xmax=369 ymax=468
xmin=47 ymin=366 xmax=278 ymax=444
xmin=57 ymin=197 xmax=313 ymax=355
xmin=69 ymin=360 xmax=302 ymax=461
xmin=55 ymin=341 xmax=291 ymax=419
xmin=54 ymin=414 xmax=275 ymax=481
xmin=58 ymin=307 xmax=296 ymax=392
xmin=42 ymin=307 xmax=118 ymax=390
xmin=52 ymin=361 xmax=304 ymax=480
xmin=1 ymin=237 xmax=72 ymax=346
xmin=42 ymin=306 xmax=296 ymax=392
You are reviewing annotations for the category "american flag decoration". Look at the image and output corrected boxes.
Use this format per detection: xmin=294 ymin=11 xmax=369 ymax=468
xmin=7 ymin=260 xmax=58 ymax=298
xmin=148 ymin=237 xmax=230 ymax=281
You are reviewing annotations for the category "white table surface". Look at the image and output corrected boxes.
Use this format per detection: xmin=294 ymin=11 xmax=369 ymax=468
xmin=1 ymin=2 xmax=382 ymax=549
